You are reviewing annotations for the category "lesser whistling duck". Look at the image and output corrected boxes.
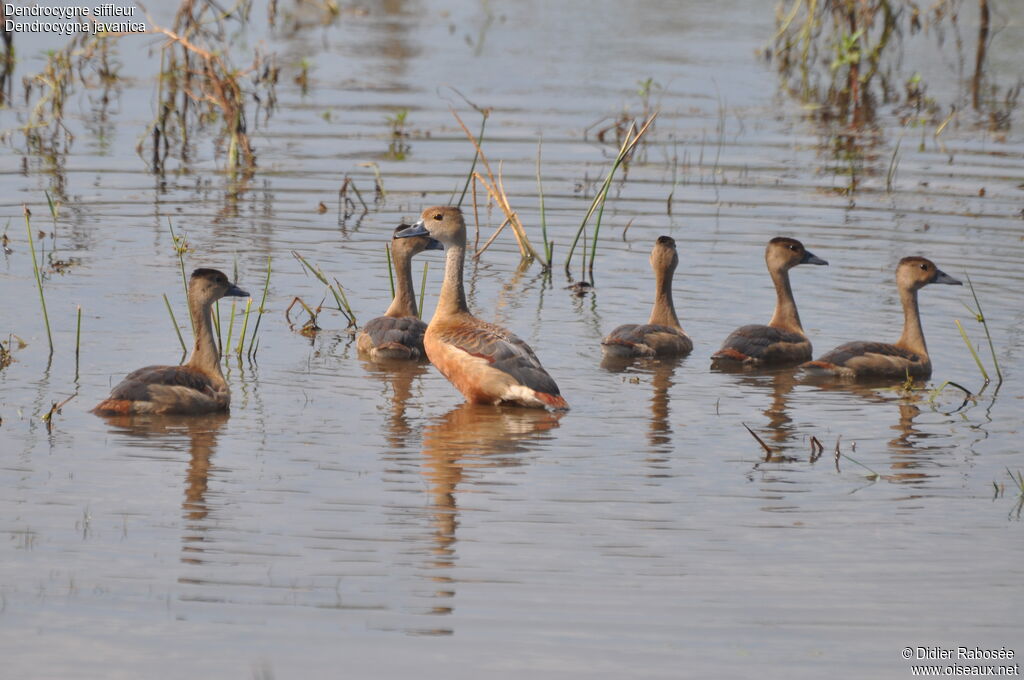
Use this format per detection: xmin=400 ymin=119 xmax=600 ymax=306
xmin=602 ymin=235 xmax=693 ymax=358
xmin=92 ymin=268 xmax=249 ymax=416
xmin=802 ymin=256 xmax=961 ymax=380
xmin=357 ymin=226 xmax=442 ymax=360
xmin=395 ymin=206 xmax=568 ymax=410
xmin=711 ymin=237 xmax=827 ymax=368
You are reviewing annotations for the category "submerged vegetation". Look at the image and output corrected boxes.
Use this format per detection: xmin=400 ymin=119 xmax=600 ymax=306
xmin=771 ymin=0 xmax=1019 ymax=129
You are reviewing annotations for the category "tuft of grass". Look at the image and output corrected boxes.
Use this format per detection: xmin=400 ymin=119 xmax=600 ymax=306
xmin=564 ymin=114 xmax=657 ymax=274
xmin=292 ymin=251 xmax=357 ymax=328
xmin=451 ymin=108 xmax=543 ymax=262
xmin=24 ymin=205 xmax=53 ymax=354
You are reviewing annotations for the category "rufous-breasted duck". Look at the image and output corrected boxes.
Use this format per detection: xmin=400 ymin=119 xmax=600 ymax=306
xmin=395 ymin=206 xmax=568 ymax=410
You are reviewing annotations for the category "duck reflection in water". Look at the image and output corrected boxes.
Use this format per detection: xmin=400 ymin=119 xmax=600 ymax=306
xmin=96 ymin=413 xmax=229 ymax=561
xmin=735 ymin=368 xmax=801 ymax=450
xmin=601 ymin=354 xmax=685 ymax=462
xmin=801 ymin=378 xmax=937 ymax=483
xmin=416 ymin=404 xmax=561 ymax=625
xmin=360 ymin=358 xmax=431 ymax=451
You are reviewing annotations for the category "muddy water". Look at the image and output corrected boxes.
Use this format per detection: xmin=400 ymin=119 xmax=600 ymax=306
xmin=1 ymin=1 xmax=1023 ymax=678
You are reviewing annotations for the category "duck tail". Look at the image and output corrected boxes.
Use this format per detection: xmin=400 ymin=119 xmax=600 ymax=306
xmin=711 ymin=348 xmax=748 ymax=363
xmin=536 ymin=391 xmax=570 ymax=411
xmin=91 ymin=399 xmax=134 ymax=415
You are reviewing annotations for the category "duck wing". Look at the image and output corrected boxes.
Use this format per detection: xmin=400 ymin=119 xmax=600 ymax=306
xmin=603 ymin=323 xmax=692 ymax=356
xmin=816 ymin=341 xmax=920 ymax=366
xmin=361 ymin=316 xmax=427 ymax=354
xmin=714 ymin=324 xmax=806 ymax=360
xmin=440 ymin=321 xmax=562 ymax=398
xmin=110 ymin=365 xmax=217 ymax=401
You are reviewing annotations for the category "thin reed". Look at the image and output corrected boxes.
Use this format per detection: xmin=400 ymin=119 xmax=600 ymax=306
xmin=162 ymin=293 xmax=188 ymax=355
xmin=385 ymin=244 xmax=395 ymax=298
xmin=23 ymin=205 xmax=53 ymax=354
xmin=74 ymin=305 xmax=81 ymax=381
xmin=963 ymin=273 xmax=1002 ymax=385
xmin=536 ymin=140 xmax=553 ymax=268
xmin=418 ymin=261 xmax=429 ymax=319
xmin=246 ymin=256 xmax=272 ymax=358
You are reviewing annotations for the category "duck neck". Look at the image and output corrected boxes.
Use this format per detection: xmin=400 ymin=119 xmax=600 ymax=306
xmin=186 ymin=298 xmax=225 ymax=381
xmin=896 ymin=286 xmax=927 ymax=356
xmin=385 ymin=249 xmax=418 ymax=318
xmin=768 ymin=266 xmax=803 ymax=333
xmin=647 ymin=267 xmax=681 ymax=329
xmin=433 ymin=244 xmax=469 ymax=319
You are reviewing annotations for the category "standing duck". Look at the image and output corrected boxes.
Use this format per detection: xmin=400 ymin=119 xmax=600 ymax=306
xmin=602 ymin=235 xmax=692 ymax=358
xmin=395 ymin=206 xmax=568 ymax=410
xmin=711 ymin=237 xmax=827 ymax=368
xmin=357 ymin=225 xmax=442 ymax=360
xmin=802 ymin=256 xmax=961 ymax=379
xmin=92 ymin=268 xmax=249 ymax=415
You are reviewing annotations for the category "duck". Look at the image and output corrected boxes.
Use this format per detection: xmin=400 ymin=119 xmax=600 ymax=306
xmin=801 ymin=256 xmax=961 ymax=380
xmin=711 ymin=237 xmax=827 ymax=368
xmin=357 ymin=225 xmax=442 ymax=360
xmin=602 ymin=235 xmax=693 ymax=358
xmin=92 ymin=268 xmax=249 ymax=416
xmin=395 ymin=206 xmax=568 ymax=410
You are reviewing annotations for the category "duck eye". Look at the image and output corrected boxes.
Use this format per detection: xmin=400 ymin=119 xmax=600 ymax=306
xmin=919 ymin=264 xmax=928 ymax=271
xmin=789 ymin=244 xmax=797 ymax=251
xmin=433 ymin=213 xmax=443 ymax=221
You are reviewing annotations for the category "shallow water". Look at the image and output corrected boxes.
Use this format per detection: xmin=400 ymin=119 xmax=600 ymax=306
xmin=1 ymin=1 xmax=1023 ymax=678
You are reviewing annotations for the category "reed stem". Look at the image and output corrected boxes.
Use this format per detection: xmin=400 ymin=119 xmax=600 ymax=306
xmin=74 ymin=304 xmax=81 ymax=381
xmin=24 ymin=205 xmax=53 ymax=354
xmin=965 ymin=273 xmax=1002 ymax=384
xmin=955 ymin=319 xmax=989 ymax=383
xmin=385 ymin=243 xmax=395 ymax=298
xmin=163 ymin=293 xmax=188 ymax=354
xmin=418 ymin=260 xmax=429 ymax=319
xmin=247 ymin=256 xmax=272 ymax=356
xmin=536 ymin=140 xmax=552 ymax=268
xmin=457 ymin=112 xmax=488 ymax=208
xmin=236 ymin=297 xmax=252 ymax=355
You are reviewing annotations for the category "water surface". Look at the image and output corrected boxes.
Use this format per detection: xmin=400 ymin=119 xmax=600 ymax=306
xmin=1 ymin=1 xmax=1022 ymax=678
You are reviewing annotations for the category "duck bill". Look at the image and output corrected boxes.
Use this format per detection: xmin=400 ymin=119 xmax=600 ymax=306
xmin=801 ymin=250 xmax=828 ymax=266
xmin=226 ymin=284 xmax=250 ymax=297
xmin=424 ymin=237 xmax=444 ymax=250
xmin=933 ymin=269 xmax=962 ymax=285
xmin=395 ymin=220 xmax=429 ymax=239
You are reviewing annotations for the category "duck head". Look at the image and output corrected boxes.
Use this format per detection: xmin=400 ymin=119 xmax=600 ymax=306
xmin=766 ymin=237 xmax=828 ymax=271
xmin=394 ymin=206 xmax=466 ymax=250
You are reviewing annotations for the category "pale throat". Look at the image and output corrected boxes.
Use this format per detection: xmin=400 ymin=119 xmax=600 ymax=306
xmin=768 ymin=267 xmax=803 ymax=332
xmin=648 ymin=267 xmax=681 ymax=329
xmin=385 ymin=248 xmax=419 ymax=318
xmin=187 ymin=296 xmax=226 ymax=382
